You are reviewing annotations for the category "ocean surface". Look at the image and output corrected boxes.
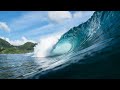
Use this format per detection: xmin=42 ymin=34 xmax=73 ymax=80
xmin=1 ymin=11 xmax=120 ymax=79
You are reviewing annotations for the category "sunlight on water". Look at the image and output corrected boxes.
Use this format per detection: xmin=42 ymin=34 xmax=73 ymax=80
xmin=1 ymin=12 xmax=120 ymax=79
xmin=52 ymin=42 xmax=72 ymax=54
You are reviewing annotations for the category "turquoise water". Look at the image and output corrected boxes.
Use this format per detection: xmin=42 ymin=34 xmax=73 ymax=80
xmin=52 ymin=11 xmax=120 ymax=54
xmin=1 ymin=11 xmax=120 ymax=79
xmin=31 ymin=11 xmax=120 ymax=79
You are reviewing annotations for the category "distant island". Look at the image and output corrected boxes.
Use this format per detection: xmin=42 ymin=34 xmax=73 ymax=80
xmin=0 ymin=38 xmax=37 ymax=54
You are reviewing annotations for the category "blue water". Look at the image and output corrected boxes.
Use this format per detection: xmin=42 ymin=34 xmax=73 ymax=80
xmin=0 ymin=53 xmax=74 ymax=79
xmin=1 ymin=11 xmax=120 ymax=79
xmin=0 ymin=54 xmax=39 ymax=79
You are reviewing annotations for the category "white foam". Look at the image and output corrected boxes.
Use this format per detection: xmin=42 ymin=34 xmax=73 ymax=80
xmin=33 ymin=32 xmax=65 ymax=57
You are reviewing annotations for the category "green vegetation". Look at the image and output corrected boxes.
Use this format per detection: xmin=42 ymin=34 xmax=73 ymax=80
xmin=0 ymin=38 xmax=37 ymax=54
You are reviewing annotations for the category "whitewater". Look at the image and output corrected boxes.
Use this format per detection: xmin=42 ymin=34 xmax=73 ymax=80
xmin=27 ymin=11 xmax=120 ymax=79
xmin=1 ymin=11 xmax=120 ymax=79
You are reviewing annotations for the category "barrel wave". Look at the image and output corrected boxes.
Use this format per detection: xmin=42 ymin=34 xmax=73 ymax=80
xmin=26 ymin=11 xmax=120 ymax=79
xmin=52 ymin=11 xmax=120 ymax=54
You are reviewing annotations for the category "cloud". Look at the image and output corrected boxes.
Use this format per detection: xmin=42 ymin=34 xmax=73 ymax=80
xmin=4 ymin=11 xmax=94 ymax=42
xmin=73 ymin=11 xmax=95 ymax=18
xmin=48 ymin=11 xmax=94 ymax=24
xmin=22 ymin=24 xmax=54 ymax=37
xmin=0 ymin=36 xmax=36 ymax=46
xmin=10 ymin=11 xmax=49 ymax=31
xmin=48 ymin=11 xmax=72 ymax=23
xmin=0 ymin=22 xmax=11 ymax=32
xmin=22 ymin=11 xmax=95 ymax=39
xmin=70 ymin=11 xmax=95 ymax=25
xmin=73 ymin=12 xmax=83 ymax=18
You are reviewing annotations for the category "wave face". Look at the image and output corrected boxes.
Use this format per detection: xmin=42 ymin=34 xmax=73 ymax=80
xmin=26 ymin=11 xmax=120 ymax=79
xmin=51 ymin=11 xmax=120 ymax=55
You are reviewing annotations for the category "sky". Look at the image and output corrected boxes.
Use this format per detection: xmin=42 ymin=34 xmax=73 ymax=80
xmin=0 ymin=11 xmax=94 ymax=46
